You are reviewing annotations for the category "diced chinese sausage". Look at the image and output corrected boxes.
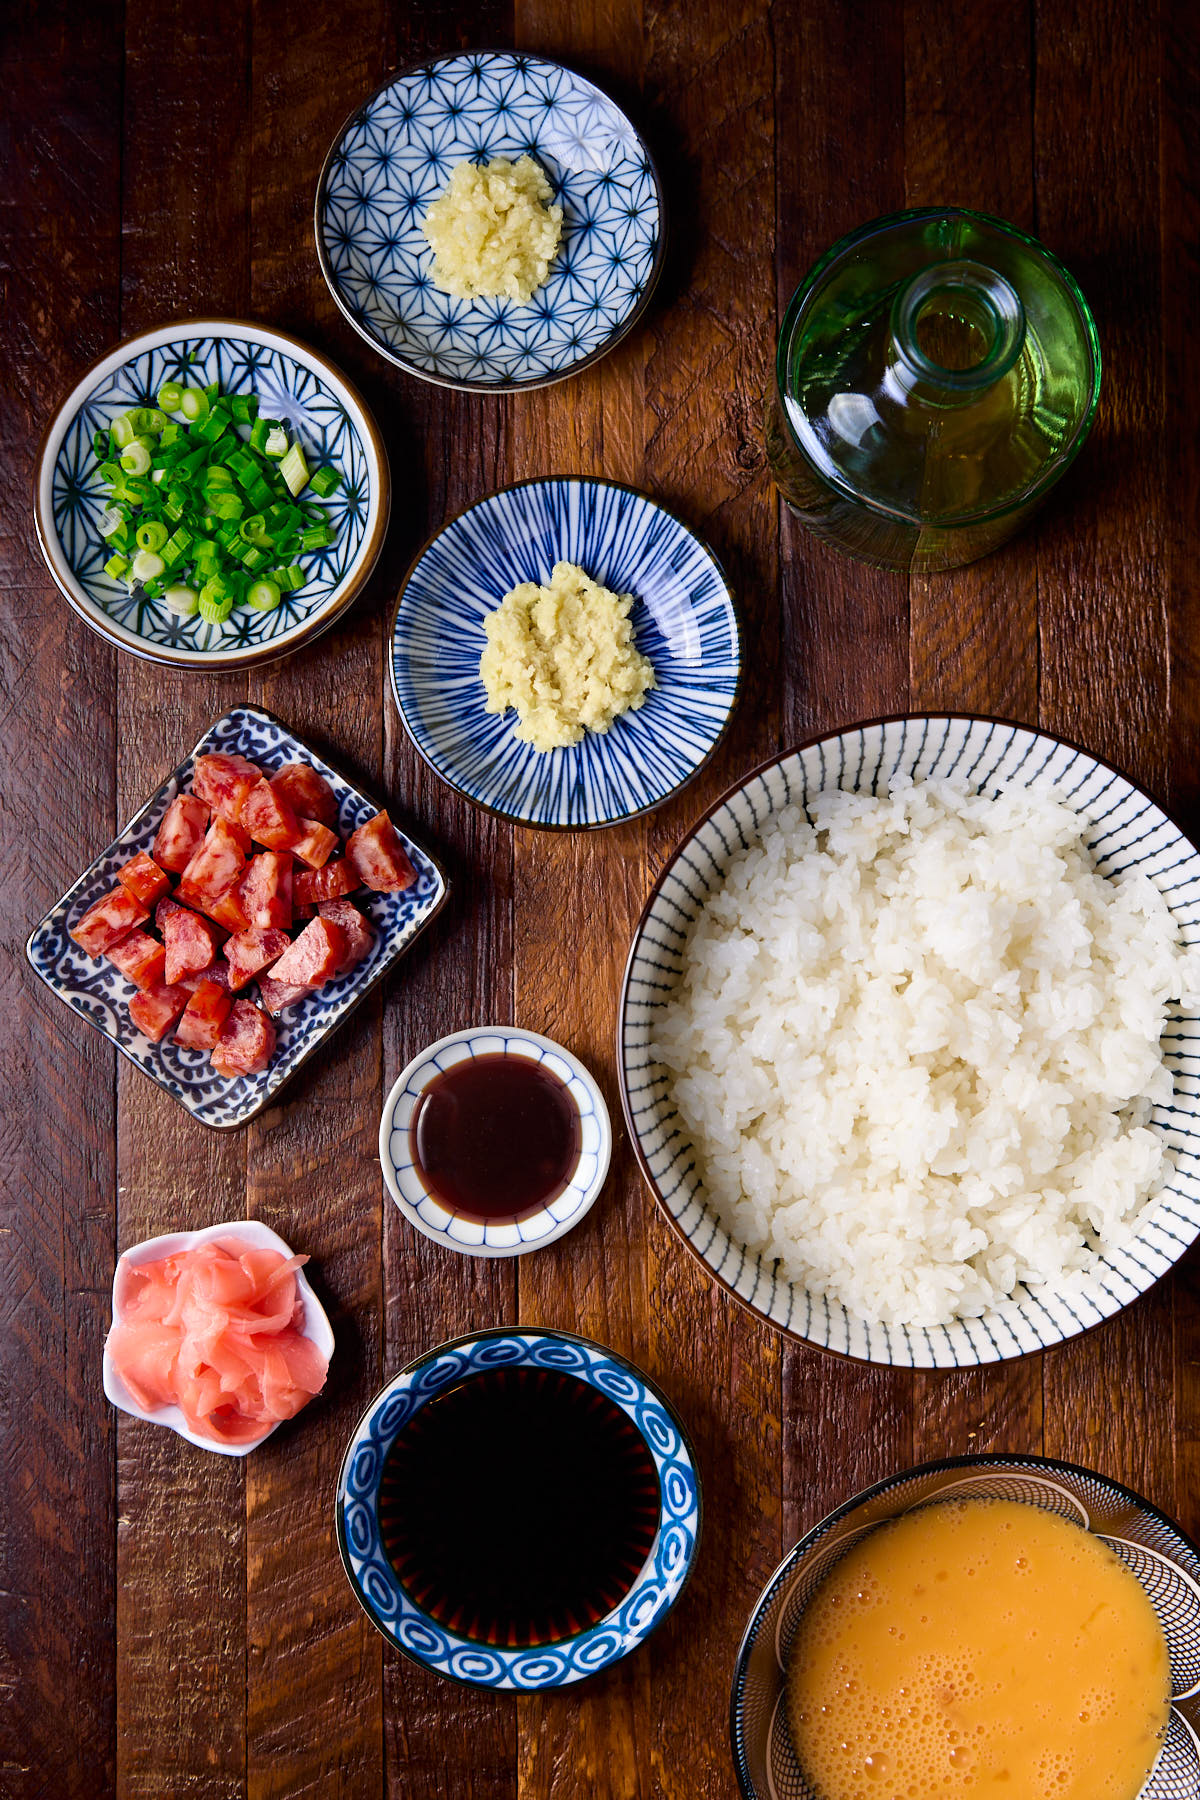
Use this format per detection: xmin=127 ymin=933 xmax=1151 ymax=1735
xmin=318 ymin=900 xmax=375 ymax=976
xmin=191 ymin=753 xmax=262 ymax=824
xmin=175 ymin=980 xmax=234 ymax=1050
xmin=237 ymin=852 xmax=293 ymax=931
xmin=345 ymin=811 xmax=416 ymax=893
xmin=294 ymin=859 xmax=359 ymax=907
xmin=224 ymin=927 xmax=290 ymax=991
xmin=105 ymin=928 xmax=167 ymax=991
xmin=241 ymin=780 xmax=302 ymax=852
xmin=153 ymin=793 xmax=209 ymax=873
xmin=178 ymin=817 xmax=247 ymax=903
xmin=268 ymin=918 xmax=347 ymax=989
xmin=256 ymin=974 xmax=314 ymax=1015
xmin=70 ymin=887 xmax=148 ymax=958
xmin=128 ymin=980 xmax=191 ymax=1042
xmin=117 ymin=851 xmax=170 ymax=908
xmin=270 ymin=761 xmax=339 ymax=830
xmin=290 ymin=819 xmax=339 ymax=870
xmin=210 ymin=999 xmax=276 ymax=1077
xmin=179 ymin=960 xmax=232 ymax=994
xmin=162 ymin=907 xmax=224 ymax=986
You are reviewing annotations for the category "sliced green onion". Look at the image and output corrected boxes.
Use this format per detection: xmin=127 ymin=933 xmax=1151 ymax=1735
xmin=136 ymin=521 xmax=168 ymax=553
xmin=104 ymin=552 xmax=131 ymax=579
xmin=198 ymin=577 xmax=234 ymax=623
xmin=309 ymin=465 xmax=342 ymax=497
xmin=230 ymin=393 xmax=259 ymax=423
xmin=273 ymin=564 xmax=306 ymax=593
xmin=208 ymin=492 xmax=244 ymax=521
xmin=180 ymin=387 xmax=210 ymax=423
xmin=263 ymin=425 xmax=289 ymax=459
xmin=120 ymin=440 xmax=153 ymax=476
xmin=247 ymin=578 xmax=281 ymax=612
xmin=143 ymin=579 xmax=163 ymax=600
xmin=249 ymin=418 xmax=270 ymax=452
xmin=163 ymin=583 xmax=199 ymax=616
xmin=157 ymin=382 xmax=185 ymax=413
xmin=92 ymin=428 xmax=110 ymax=461
xmin=110 ymin=413 xmax=141 ymax=450
xmin=140 ymin=409 xmax=169 ymax=435
xmin=130 ymin=549 xmax=166 ymax=584
xmin=98 ymin=507 xmax=124 ymax=539
xmin=299 ymin=524 xmax=332 ymax=552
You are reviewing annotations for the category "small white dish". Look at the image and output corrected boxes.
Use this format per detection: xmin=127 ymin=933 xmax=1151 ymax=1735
xmin=102 ymin=1219 xmax=335 ymax=1457
xmin=379 ymin=1027 xmax=612 ymax=1257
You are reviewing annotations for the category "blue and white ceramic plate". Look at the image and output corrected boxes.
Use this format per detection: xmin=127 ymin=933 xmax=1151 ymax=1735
xmin=619 ymin=715 xmax=1200 ymax=1370
xmin=34 ymin=320 xmax=389 ymax=668
xmin=103 ymin=1220 xmax=335 ymax=1457
xmin=379 ymin=1027 xmax=612 ymax=1256
xmin=336 ymin=1328 xmax=701 ymax=1688
xmin=315 ymin=52 xmax=665 ymax=390
xmin=390 ymin=478 xmax=741 ymax=829
xmin=25 ymin=706 xmax=448 ymax=1129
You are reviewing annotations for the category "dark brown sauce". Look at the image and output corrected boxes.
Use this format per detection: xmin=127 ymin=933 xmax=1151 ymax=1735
xmin=377 ymin=1365 xmax=661 ymax=1647
xmin=410 ymin=1052 xmax=581 ymax=1222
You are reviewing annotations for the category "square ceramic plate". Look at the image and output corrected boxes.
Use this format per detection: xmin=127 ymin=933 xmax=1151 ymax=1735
xmin=25 ymin=705 xmax=448 ymax=1129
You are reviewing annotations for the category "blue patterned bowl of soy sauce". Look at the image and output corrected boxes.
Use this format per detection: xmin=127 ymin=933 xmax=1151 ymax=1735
xmin=335 ymin=1328 xmax=701 ymax=1689
xmin=389 ymin=476 xmax=742 ymax=829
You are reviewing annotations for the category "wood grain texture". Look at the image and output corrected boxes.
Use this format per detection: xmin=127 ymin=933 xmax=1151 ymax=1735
xmin=113 ymin=3 xmax=253 ymax=1793
xmin=0 ymin=5 xmax=122 ymax=1796
xmin=4 ymin=4 xmax=1200 ymax=1796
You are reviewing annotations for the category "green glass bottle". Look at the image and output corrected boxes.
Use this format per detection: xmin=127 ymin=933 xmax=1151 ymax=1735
xmin=766 ymin=209 xmax=1101 ymax=573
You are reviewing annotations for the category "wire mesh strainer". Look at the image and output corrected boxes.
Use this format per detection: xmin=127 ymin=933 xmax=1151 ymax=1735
xmin=730 ymin=1454 xmax=1200 ymax=1800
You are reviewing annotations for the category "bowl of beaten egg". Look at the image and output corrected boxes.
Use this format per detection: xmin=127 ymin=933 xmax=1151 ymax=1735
xmin=390 ymin=477 xmax=741 ymax=828
xmin=730 ymin=1454 xmax=1200 ymax=1800
xmin=315 ymin=51 xmax=665 ymax=390
xmin=619 ymin=715 xmax=1200 ymax=1367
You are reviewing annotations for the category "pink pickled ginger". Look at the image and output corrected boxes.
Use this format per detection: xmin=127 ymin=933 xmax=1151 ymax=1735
xmin=107 ymin=1238 xmax=329 ymax=1445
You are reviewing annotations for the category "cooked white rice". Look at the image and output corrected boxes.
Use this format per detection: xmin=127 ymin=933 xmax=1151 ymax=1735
xmin=652 ymin=780 xmax=1200 ymax=1329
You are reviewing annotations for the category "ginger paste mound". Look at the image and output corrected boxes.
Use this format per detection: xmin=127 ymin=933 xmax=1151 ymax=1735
xmin=479 ymin=561 xmax=656 ymax=752
xmin=421 ymin=155 xmax=563 ymax=304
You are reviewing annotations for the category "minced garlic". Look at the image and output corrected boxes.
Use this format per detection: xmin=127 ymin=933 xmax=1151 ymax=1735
xmin=421 ymin=155 xmax=563 ymax=305
xmin=479 ymin=561 xmax=656 ymax=752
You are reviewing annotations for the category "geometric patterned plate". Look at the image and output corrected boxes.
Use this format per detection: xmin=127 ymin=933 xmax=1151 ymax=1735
xmin=336 ymin=1328 xmax=701 ymax=1688
xmin=390 ymin=478 xmax=741 ymax=829
xmin=33 ymin=320 xmax=389 ymax=668
xmin=620 ymin=714 xmax=1200 ymax=1367
xmin=25 ymin=706 xmax=448 ymax=1129
xmin=731 ymin=1453 xmax=1200 ymax=1800
xmin=315 ymin=52 xmax=665 ymax=391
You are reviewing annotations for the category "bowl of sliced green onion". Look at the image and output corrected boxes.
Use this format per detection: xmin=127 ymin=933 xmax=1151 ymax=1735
xmin=34 ymin=319 xmax=389 ymax=668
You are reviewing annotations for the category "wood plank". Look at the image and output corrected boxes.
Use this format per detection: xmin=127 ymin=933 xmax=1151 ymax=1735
xmin=0 ymin=5 xmax=122 ymax=1795
xmin=902 ymin=0 xmax=1043 ymax=1464
xmin=1034 ymin=0 xmax=1173 ymax=1508
xmin=378 ymin=6 xmax=520 ymax=1795
xmin=1163 ymin=0 xmax=1200 ymax=1549
xmin=771 ymin=0 xmax=914 ymax=1558
xmin=240 ymin=3 xmax=394 ymax=1795
xmin=112 ymin=5 xmax=253 ymax=1795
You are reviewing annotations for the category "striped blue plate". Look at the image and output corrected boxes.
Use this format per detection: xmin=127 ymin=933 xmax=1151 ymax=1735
xmin=619 ymin=716 xmax=1200 ymax=1369
xmin=390 ymin=478 xmax=741 ymax=829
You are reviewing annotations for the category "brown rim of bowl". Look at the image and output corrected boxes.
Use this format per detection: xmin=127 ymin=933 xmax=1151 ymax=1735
xmin=616 ymin=709 xmax=1200 ymax=1367
xmin=312 ymin=49 xmax=669 ymax=394
xmin=32 ymin=316 xmax=392 ymax=672
xmin=386 ymin=474 xmax=744 ymax=832
xmin=24 ymin=703 xmax=449 ymax=1129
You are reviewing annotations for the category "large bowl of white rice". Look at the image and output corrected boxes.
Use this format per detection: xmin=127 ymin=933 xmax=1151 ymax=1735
xmin=618 ymin=716 xmax=1200 ymax=1368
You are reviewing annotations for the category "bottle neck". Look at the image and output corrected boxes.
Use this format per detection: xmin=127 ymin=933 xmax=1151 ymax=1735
xmin=884 ymin=260 xmax=1026 ymax=406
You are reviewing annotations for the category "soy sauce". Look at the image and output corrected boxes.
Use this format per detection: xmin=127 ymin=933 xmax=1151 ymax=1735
xmin=377 ymin=1366 xmax=661 ymax=1647
xmin=410 ymin=1053 xmax=582 ymax=1222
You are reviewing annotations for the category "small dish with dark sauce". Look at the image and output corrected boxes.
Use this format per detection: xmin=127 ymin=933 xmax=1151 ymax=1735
xmin=379 ymin=1027 xmax=612 ymax=1257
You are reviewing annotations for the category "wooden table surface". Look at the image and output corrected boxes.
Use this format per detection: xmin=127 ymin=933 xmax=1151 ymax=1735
xmin=5 ymin=0 xmax=1200 ymax=1794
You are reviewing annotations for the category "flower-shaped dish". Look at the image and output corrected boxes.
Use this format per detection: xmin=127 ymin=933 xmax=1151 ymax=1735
xmin=379 ymin=1026 xmax=612 ymax=1257
xmin=34 ymin=319 xmax=389 ymax=668
xmin=619 ymin=714 xmax=1200 ymax=1368
xmin=336 ymin=1327 xmax=701 ymax=1688
xmin=390 ymin=477 xmax=741 ymax=829
xmin=731 ymin=1454 xmax=1200 ymax=1799
xmin=103 ymin=1219 xmax=335 ymax=1458
xmin=25 ymin=705 xmax=448 ymax=1129
xmin=315 ymin=51 xmax=665 ymax=390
